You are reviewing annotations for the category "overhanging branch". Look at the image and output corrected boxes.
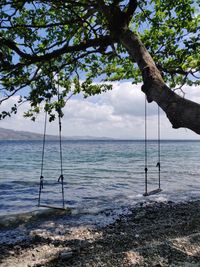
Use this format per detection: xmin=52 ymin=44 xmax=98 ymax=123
xmin=1 ymin=35 xmax=116 ymax=68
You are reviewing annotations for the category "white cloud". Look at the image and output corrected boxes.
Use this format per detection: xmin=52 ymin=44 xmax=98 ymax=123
xmin=102 ymin=82 xmax=158 ymax=117
xmin=0 ymin=82 xmax=200 ymax=139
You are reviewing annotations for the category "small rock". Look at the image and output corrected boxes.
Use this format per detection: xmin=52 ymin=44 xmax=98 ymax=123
xmin=134 ymin=211 xmax=146 ymax=220
xmin=14 ymin=245 xmax=21 ymax=250
xmin=59 ymin=250 xmax=73 ymax=260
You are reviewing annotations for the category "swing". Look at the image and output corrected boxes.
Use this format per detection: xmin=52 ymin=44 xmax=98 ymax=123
xmin=38 ymin=85 xmax=66 ymax=210
xmin=143 ymin=97 xmax=162 ymax=197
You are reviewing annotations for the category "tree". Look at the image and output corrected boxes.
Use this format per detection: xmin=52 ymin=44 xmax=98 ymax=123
xmin=0 ymin=0 xmax=199 ymax=131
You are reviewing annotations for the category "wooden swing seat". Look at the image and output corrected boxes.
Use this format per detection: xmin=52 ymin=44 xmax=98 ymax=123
xmin=143 ymin=188 xmax=162 ymax=197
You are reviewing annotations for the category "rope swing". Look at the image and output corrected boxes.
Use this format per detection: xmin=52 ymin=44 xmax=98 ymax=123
xmin=38 ymin=82 xmax=65 ymax=210
xmin=57 ymin=82 xmax=65 ymax=209
xmin=143 ymin=96 xmax=162 ymax=196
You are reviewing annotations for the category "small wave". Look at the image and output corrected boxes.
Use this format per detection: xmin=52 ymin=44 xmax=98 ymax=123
xmin=0 ymin=207 xmax=71 ymax=230
xmin=11 ymin=180 xmax=38 ymax=186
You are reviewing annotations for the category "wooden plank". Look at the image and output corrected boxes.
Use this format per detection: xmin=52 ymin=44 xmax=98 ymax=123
xmin=143 ymin=188 xmax=162 ymax=197
xmin=38 ymin=204 xmax=67 ymax=211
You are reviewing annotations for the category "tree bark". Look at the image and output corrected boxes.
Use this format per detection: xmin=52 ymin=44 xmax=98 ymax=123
xmin=119 ymin=29 xmax=200 ymax=135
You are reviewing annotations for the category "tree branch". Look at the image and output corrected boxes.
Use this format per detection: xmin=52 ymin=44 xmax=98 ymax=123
xmin=123 ymin=0 xmax=138 ymax=25
xmin=119 ymin=29 xmax=200 ymax=134
xmin=0 ymin=66 xmax=41 ymax=104
xmin=1 ymin=35 xmax=115 ymax=68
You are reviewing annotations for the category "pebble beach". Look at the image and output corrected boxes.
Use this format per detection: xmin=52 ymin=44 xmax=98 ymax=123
xmin=0 ymin=200 xmax=200 ymax=267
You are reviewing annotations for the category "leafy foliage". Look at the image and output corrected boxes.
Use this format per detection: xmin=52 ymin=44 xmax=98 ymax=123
xmin=137 ymin=0 xmax=200 ymax=88
xmin=0 ymin=0 xmax=199 ymax=119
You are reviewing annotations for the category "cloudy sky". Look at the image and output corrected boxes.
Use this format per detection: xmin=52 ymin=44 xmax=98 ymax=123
xmin=1 ymin=82 xmax=200 ymax=139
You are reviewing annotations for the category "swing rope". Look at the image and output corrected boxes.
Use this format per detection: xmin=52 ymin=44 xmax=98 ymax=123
xmin=57 ymin=83 xmax=65 ymax=208
xmin=157 ymin=105 xmax=161 ymax=189
xmin=144 ymin=97 xmax=162 ymax=196
xmin=38 ymin=79 xmax=65 ymax=209
xmin=144 ymin=96 xmax=148 ymax=196
xmin=38 ymin=109 xmax=48 ymax=207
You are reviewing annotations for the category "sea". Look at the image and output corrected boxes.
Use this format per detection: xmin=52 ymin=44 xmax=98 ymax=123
xmin=0 ymin=140 xmax=200 ymax=221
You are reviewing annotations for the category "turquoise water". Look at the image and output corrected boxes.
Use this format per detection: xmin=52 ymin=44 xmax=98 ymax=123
xmin=0 ymin=140 xmax=200 ymax=216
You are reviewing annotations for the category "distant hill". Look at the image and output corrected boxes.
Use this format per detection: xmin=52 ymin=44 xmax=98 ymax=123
xmin=0 ymin=127 xmax=57 ymax=140
xmin=0 ymin=127 xmax=113 ymax=141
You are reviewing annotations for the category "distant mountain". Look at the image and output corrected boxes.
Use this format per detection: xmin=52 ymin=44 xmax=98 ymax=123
xmin=0 ymin=127 xmax=113 ymax=141
xmin=0 ymin=127 xmax=57 ymax=140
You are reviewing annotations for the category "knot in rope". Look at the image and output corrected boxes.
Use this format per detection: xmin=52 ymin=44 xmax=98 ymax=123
xmin=40 ymin=175 xmax=44 ymax=189
xmin=58 ymin=174 xmax=64 ymax=183
xmin=156 ymin=162 xmax=160 ymax=169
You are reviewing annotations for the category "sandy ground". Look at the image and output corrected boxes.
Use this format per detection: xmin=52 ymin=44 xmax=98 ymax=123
xmin=0 ymin=200 xmax=200 ymax=267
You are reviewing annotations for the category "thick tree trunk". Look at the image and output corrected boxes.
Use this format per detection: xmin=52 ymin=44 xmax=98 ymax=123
xmin=119 ymin=29 xmax=200 ymax=135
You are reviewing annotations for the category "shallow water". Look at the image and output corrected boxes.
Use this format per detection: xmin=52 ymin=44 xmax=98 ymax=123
xmin=0 ymin=140 xmax=200 ymax=216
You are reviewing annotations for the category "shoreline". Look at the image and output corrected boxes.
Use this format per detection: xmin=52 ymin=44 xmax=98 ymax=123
xmin=0 ymin=200 xmax=200 ymax=267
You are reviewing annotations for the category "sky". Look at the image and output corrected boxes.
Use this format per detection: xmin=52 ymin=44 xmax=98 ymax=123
xmin=1 ymin=81 xmax=200 ymax=139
